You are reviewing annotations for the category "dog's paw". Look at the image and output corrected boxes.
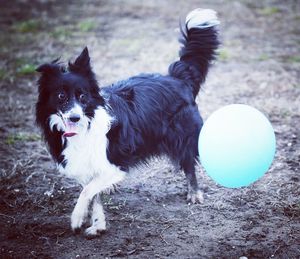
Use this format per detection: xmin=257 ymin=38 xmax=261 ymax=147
xmin=187 ymin=189 xmax=204 ymax=204
xmin=71 ymin=209 xmax=88 ymax=232
xmin=84 ymin=222 xmax=106 ymax=239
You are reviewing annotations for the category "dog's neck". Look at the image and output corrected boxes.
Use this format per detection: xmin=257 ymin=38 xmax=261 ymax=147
xmin=57 ymin=107 xmax=116 ymax=185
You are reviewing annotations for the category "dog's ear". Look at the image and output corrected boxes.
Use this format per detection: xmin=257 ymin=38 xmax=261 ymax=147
xmin=68 ymin=47 xmax=92 ymax=75
xmin=74 ymin=47 xmax=90 ymax=67
xmin=36 ymin=58 xmax=63 ymax=75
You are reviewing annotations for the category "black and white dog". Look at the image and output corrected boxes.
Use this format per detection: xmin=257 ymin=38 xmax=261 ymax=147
xmin=36 ymin=9 xmax=219 ymax=237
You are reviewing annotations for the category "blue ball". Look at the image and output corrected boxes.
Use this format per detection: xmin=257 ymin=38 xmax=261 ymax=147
xmin=198 ymin=104 xmax=276 ymax=188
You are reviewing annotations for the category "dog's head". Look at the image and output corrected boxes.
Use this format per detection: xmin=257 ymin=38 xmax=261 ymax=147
xmin=36 ymin=47 xmax=104 ymax=138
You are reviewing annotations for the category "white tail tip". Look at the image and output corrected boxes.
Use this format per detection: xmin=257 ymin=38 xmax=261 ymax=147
xmin=186 ymin=8 xmax=220 ymax=30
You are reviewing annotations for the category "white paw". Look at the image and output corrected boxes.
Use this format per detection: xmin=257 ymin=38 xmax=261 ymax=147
xmin=187 ymin=189 xmax=204 ymax=204
xmin=85 ymin=221 xmax=106 ymax=237
xmin=71 ymin=208 xmax=88 ymax=231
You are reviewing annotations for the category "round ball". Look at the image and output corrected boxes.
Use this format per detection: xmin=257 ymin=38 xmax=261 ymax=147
xmin=198 ymin=104 xmax=276 ymax=188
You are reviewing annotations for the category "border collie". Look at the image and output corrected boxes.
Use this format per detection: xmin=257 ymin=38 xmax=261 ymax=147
xmin=36 ymin=9 xmax=219 ymax=237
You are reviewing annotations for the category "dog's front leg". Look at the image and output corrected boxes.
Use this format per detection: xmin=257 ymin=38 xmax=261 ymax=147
xmin=84 ymin=194 xmax=106 ymax=237
xmin=71 ymin=170 xmax=125 ymax=232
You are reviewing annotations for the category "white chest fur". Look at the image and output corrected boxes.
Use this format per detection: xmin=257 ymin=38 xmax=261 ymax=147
xmin=57 ymin=107 xmax=120 ymax=186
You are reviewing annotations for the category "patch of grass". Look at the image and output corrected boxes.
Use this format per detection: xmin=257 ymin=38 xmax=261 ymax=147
xmin=280 ymin=109 xmax=291 ymax=118
xmin=15 ymin=57 xmax=31 ymax=66
xmin=0 ymin=68 xmax=6 ymax=80
xmin=286 ymin=56 xmax=300 ymax=63
xmin=17 ymin=63 xmax=36 ymax=75
xmin=51 ymin=26 xmax=72 ymax=39
xmin=14 ymin=58 xmax=37 ymax=75
xmin=259 ymin=7 xmax=280 ymax=16
xmin=14 ymin=19 xmax=41 ymax=33
xmin=5 ymin=133 xmax=41 ymax=145
xmin=217 ymin=48 xmax=230 ymax=62
xmin=112 ymin=38 xmax=143 ymax=54
xmin=258 ymin=54 xmax=270 ymax=61
xmin=78 ymin=20 xmax=96 ymax=32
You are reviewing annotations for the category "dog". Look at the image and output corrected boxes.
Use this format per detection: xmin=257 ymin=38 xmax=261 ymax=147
xmin=36 ymin=8 xmax=219 ymax=237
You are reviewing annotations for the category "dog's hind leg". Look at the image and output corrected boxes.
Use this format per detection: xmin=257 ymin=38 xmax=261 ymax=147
xmin=84 ymin=194 xmax=106 ymax=238
xmin=181 ymin=159 xmax=204 ymax=204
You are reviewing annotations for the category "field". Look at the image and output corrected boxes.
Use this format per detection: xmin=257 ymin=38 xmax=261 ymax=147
xmin=0 ymin=0 xmax=299 ymax=258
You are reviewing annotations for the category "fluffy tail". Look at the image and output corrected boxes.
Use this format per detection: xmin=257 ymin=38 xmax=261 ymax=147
xmin=168 ymin=9 xmax=220 ymax=97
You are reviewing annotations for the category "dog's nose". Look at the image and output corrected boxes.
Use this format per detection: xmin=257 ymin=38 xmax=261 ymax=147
xmin=69 ymin=114 xmax=81 ymax=123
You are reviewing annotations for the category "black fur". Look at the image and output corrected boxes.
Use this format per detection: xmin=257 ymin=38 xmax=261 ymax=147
xmin=36 ymin=20 xmax=219 ymax=197
xmin=36 ymin=48 xmax=104 ymax=161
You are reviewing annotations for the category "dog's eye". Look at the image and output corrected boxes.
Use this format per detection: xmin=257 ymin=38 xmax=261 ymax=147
xmin=79 ymin=93 xmax=87 ymax=104
xmin=58 ymin=92 xmax=66 ymax=101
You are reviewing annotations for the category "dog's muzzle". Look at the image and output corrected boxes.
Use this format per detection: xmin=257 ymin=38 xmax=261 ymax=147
xmin=63 ymin=114 xmax=82 ymax=138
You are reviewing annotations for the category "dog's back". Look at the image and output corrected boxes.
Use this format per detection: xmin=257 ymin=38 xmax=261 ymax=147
xmin=104 ymin=73 xmax=201 ymax=169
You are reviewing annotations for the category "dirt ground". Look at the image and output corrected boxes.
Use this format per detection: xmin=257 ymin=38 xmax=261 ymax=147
xmin=0 ymin=0 xmax=299 ymax=258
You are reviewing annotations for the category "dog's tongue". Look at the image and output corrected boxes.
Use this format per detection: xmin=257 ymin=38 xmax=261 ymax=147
xmin=63 ymin=123 xmax=78 ymax=138
xmin=63 ymin=132 xmax=77 ymax=137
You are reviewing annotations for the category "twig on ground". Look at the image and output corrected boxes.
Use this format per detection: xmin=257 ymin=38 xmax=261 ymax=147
xmin=159 ymin=224 xmax=172 ymax=245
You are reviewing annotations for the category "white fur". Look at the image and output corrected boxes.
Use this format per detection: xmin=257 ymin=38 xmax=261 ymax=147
xmin=186 ymin=8 xmax=220 ymax=30
xmin=85 ymin=195 xmax=106 ymax=235
xmin=57 ymin=106 xmax=126 ymax=233
xmin=57 ymin=107 xmax=122 ymax=185
xmin=70 ymin=168 xmax=125 ymax=232
xmin=49 ymin=104 xmax=89 ymax=136
xmin=65 ymin=103 xmax=84 ymax=118
xmin=49 ymin=113 xmax=65 ymax=132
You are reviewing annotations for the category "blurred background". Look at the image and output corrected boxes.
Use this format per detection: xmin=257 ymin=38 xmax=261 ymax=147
xmin=0 ymin=0 xmax=299 ymax=258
